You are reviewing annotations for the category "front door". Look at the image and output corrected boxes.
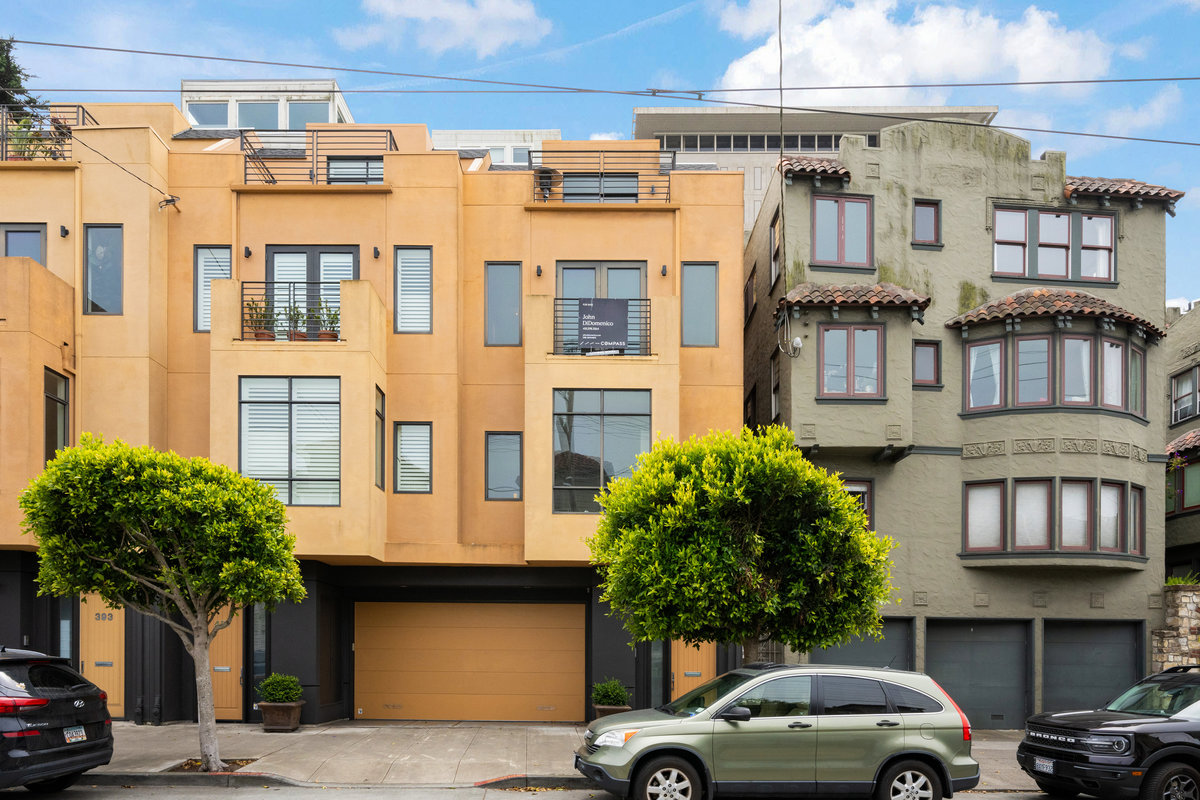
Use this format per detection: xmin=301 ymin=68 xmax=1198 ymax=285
xmin=78 ymin=595 xmax=124 ymax=718
xmin=209 ymin=610 xmax=244 ymax=721
xmin=670 ymin=640 xmax=716 ymax=700
xmin=711 ymin=674 xmax=817 ymax=790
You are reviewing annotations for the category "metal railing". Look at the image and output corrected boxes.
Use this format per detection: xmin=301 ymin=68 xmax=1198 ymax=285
xmin=1 ymin=104 xmax=96 ymax=161
xmin=529 ymin=150 xmax=675 ymax=203
xmin=240 ymin=129 xmax=398 ymax=184
xmin=241 ymin=281 xmax=342 ymax=341
xmin=553 ymin=298 xmax=651 ymax=356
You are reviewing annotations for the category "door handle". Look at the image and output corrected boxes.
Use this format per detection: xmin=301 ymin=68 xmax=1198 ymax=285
xmin=876 ymin=720 xmax=900 ymax=727
xmin=788 ymin=721 xmax=813 ymax=729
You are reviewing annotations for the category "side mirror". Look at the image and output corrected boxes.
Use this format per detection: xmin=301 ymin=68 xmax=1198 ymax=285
xmin=717 ymin=706 xmax=752 ymax=722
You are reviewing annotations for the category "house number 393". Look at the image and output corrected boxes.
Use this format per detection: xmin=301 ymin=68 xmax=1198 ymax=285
xmin=94 ymin=612 xmax=114 ymax=621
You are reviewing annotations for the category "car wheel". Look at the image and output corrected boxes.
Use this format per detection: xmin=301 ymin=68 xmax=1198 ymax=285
xmin=23 ymin=771 xmax=83 ymax=793
xmin=876 ymin=760 xmax=943 ymax=800
xmin=1142 ymin=762 xmax=1200 ymax=800
xmin=1035 ymin=779 xmax=1079 ymax=799
xmin=636 ymin=756 xmax=702 ymax=800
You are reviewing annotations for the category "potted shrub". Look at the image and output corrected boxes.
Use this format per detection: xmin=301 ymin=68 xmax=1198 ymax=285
xmin=243 ymin=297 xmax=276 ymax=340
xmin=284 ymin=303 xmax=308 ymax=341
xmin=256 ymin=673 xmax=305 ymax=732
xmin=591 ymin=677 xmax=632 ymax=718
xmin=317 ymin=299 xmax=339 ymax=341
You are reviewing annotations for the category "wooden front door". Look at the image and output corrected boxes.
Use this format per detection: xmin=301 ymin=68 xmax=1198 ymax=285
xmin=78 ymin=595 xmax=124 ymax=718
xmin=209 ymin=611 xmax=244 ymax=721
xmin=670 ymin=640 xmax=716 ymax=700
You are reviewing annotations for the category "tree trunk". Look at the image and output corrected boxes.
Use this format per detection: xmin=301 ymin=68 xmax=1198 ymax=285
xmin=742 ymin=637 xmax=764 ymax=664
xmin=190 ymin=624 xmax=227 ymax=772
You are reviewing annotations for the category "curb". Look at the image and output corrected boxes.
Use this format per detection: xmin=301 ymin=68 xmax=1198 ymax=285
xmin=86 ymin=771 xmax=314 ymax=788
xmin=477 ymin=775 xmax=595 ymax=790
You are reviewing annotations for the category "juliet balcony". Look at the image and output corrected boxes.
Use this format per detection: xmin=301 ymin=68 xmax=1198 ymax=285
xmin=529 ymin=149 xmax=675 ymax=203
xmin=552 ymin=297 xmax=651 ymax=355
xmin=240 ymin=129 xmax=398 ymax=185
xmin=241 ymin=281 xmax=343 ymax=342
xmin=1 ymin=104 xmax=96 ymax=161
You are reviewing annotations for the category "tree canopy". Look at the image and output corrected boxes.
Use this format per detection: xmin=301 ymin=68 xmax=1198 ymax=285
xmin=589 ymin=426 xmax=895 ymax=661
xmin=21 ymin=434 xmax=306 ymax=770
xmin=0 ymin=37 xmax=40 ymax=112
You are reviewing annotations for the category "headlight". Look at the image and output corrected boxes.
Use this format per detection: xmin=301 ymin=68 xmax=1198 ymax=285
xmin=1085 ymin=735 xmax=1130 ymax=754
xmin=594 ymin=728 xmax=641 ymax=748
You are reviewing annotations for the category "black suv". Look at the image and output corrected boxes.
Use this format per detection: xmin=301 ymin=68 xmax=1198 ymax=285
xmin=0 ymin=647 xmax=113 ymax=793
xmin=1017 ymin=666 xmax=1200 ymax=800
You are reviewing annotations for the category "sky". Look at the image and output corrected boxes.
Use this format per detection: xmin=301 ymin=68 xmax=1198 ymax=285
xmin=6 ymin=0 xmax=1200 ymax=300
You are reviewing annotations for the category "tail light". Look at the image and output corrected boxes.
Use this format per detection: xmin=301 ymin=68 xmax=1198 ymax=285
xmin=932 ymin=679 xmax=972 ymax=742
xmin=0 ymin=697 xmax=50 ymax=714
xmin=98 ymin=691 xmax=108 ymax=702
xmin=2 ymin=729 xmax=41 ymax=738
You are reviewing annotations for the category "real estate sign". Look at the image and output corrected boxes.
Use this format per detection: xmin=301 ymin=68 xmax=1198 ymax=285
xmin=578 ymin=298 xmax=628 ymax=350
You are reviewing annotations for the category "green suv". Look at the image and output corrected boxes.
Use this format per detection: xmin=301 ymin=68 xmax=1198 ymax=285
xmin=574 ymin=663 xmax=978 ymax=800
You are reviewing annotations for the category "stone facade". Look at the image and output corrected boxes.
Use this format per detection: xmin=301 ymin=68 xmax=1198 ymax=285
xmin=1153 ymin=585 xmax=1200 ymax=670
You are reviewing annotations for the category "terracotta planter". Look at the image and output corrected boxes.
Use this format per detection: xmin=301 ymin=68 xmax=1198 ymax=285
xmin=257 ymin=700 xmax=304 ymax=732
xmin=317 ymin=329 xmax=338 ymax=341
xmin=252 ymin=328 xmax=275 ymax=341
xmin=593 ymin=704 xmax=632 ymax=718
xmin=287 ymin=329 xmax=308 ymax=341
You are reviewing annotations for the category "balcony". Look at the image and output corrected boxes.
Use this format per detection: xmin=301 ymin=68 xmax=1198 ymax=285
xmin=530 ymin=150 xmax=674 ymax=203
xmin=241 ymin=281 xmax=342 ymax=341
xmin=240 ymin=129 xmax=398 ymax=184
xmin=553 ymin=297 xmax=650 ymax=355
xmin=1 ymin=104 xmax=96 ymax=161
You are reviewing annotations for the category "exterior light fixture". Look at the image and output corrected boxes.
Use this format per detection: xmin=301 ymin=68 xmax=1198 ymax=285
xmin=244 ymin=246 xmax=252 ymax=258
xmin=661 ymin=264 xmax=668 ymax=277
xmin=536 ymin=265 xmax=542 ymax=277
xmin=59 ymin=226 xmax=69 ymax=238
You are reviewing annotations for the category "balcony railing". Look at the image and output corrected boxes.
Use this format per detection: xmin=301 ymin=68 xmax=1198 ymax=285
xmin=241 ymin=281 xmax=342 ymax=341
xmin=240 ymin=129 xmax=398 ymax=184
xmin=1 ymin=104 xmax=96 ymax=161
xmin=554 ymin=297 xmax=650 ymax=356
xmin=529 ymin=150 xmax=675 ymax=203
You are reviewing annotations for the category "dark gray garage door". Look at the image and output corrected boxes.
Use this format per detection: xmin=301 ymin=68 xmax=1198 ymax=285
xmin=809 ymin=618 xmax=914 ymax=670
xmin=926 ymin=620 xmax=1028 ymax=730
xmin=1043 ymin=621 xmax=1141 ymax=713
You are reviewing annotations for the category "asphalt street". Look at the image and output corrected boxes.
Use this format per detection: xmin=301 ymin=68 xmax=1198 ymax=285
xmin=0 ymin=790 xmax=1046 ymax=800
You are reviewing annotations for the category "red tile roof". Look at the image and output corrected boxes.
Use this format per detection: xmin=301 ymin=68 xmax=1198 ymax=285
xmin=944 ymin=287 xmax=1164 ymax=338
xmin=1065 ymin=176 xmax=1185 ymax=202
xmin=1168 ymin=428 xmax=1200 ymax=457
xmin=779 ymin=156 xmax=849 ymax=179
xmin=779 ymin=282 xmax=931 ymax=312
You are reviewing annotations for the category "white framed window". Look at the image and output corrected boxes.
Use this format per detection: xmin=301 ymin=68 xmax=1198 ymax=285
xmin=394 ymin=422 xmax=432 ymax=493
xmin=194 ymin=246 xmax=231 ymax=332
xmin=395 ymin=246 xmax=432 ymax=333
xmin=842 ymin=480 xmax=873 ymax=527
xmin=240 ymin=377 xmax=340 ymax=506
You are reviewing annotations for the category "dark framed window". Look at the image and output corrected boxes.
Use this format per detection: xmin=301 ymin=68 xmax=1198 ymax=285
xmin=1173 ymin=367 xmax=1198 ymax=424
xmin=1060 ymin=480 xmax=1092 ymax=550
xmin=374 ymin=387 xmax=385 ymax=490
xmin=770 ymin=352 xmax=780 ymax=421
xmin=552 ymin=389 xmax=650 ymax=513
xmin=194 ymin=246 xmax=232 ymax=332
xmin=1 ymin=223 xmax=46 ymax=264
xmin=562 ymin=173 xmax=637 ymax=203
xmin=843 ymin=479 xmax=873 ymax=527
xmin=395 ymin=246 xmax=432 ymax=333
xmin=44 ymin=369 xmax=69 ymax=464
xmin=819 ymin=324 xmax=883 ymax=398
xmin=912 ymin=200 xmax=940 ymax=246
xmin=744 ymin=386 xmax=757 ymax=429
xmin=965 ymin=340 xmax=1003 ymax=411
xmin=485 ymin=262 xmax=522 ymax=346
xmin=1099 ymin=482 xmax=1124 ymax=552
xmin=1013 ymin=480 xmax=1051 ymax=550
xmin=84 ymin=225 xmax=122 ymax=315
xmin=556 ymin=261 xmax=648 ymax=355
xmin=327 ymin=157 xmax=382 ymax=185
xmin=770 ymin=211 xmax=782 ymax=285
xmin=965 ymin=481 xmax=1005 ymax=551
xmin=681 ymin=262 xmax=718 ymax=347
xmin=266 ymin=245 xmax=358 ymax=338
xmin=240 ymin=377 xmax=340 ymax=506
xmin=486 ymin=432 xmax=522 ymax=501
xmin=394 ymin=422 xmax=432 ymax=493
xmin=993 ymin=208 xmax=1116 ymax=282
xmin=743 ymin=264 xmax=757 ymax=322
xmin=1014 ymin=336 xmax=1051 ymax=406
xmin=812 ymin=195 xmax=872 ymax=268
xmin=913 ymin=341 xmax=940 ymax=386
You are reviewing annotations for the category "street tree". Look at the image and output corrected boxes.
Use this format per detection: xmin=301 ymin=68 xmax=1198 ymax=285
xmin=20 ymin=434 xmax=306 ymax=772
xmin=0 ymin=36 xmax=40 ymax=112
xmin=589 ymin=425 xmax=895 ymax=663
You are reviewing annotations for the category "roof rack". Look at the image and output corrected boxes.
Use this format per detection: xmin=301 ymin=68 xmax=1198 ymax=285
xmin=741 ymin=662 xmax=787 ymax=670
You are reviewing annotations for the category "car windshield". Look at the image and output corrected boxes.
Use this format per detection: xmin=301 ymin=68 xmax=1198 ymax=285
xmin=1105 ymin=675 xmax=1200 ymax=718
xmin=661 ymin=671 xmax=759 ymax=717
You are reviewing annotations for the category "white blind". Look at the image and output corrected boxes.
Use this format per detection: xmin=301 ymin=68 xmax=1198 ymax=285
xmin=1014 ymin=482 xmax=1049 ymax=548
xmin=240 ymin=377 xmax=340 ymax=505
xmin=395 ymin=248 xmax=432 ymax=332
xmin=966 ymin=484 xmax=1002 ymax=549
xmin=196 ymin=247 xmax=231 ymax=332
xmin=319 ymin=252 xmax=353 ymax=316
xmin=395 ymin=423 xmax=431 ymax=492
xmin=1061 ymin=483 xmax=1090 ymax=547
xmin=1099 ymin=484 xmax=1121 ymax=549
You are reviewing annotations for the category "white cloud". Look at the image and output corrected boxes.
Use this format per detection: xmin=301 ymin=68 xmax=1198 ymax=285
xmin=715 ymin=2 xmax=1112 ymax=107
xmin=334 ymin=0 xmax=552 ymax=58
xmin=1099 ymin=85 xmax=1182 ymax=138
xmin=717 ymin=0 xmax=833 ymax=39
xmin=1116 ymin=36 xmax=1152 ymax=60
xmin=590 ymin=131 xmax=624 ymax=140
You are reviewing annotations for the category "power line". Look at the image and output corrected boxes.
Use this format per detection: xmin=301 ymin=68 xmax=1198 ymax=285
xmin=71 ymin=133 xmax=177 ymax=203
xmin=699 ymin=76 xmax=1200 ymax=93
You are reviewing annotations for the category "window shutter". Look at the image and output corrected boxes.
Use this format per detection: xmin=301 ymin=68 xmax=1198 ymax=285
xmin=196 ymin=247 xmax=231 ymax=332
xmin=396 ymin=423 xmax=432 ymax=492
xmin=395 ymin=248 xmax=432 ymax=332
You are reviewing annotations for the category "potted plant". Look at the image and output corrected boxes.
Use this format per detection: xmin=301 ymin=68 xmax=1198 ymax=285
xmin=256 ymin=673 xmax=305 ymax=732
xmin=6 ymin=116 xmax=41 ymax=160
xmin=317 ymin=299 xmax=339 ymax=341
xmin=284 ymin=302 xmax=308 ymax=341
xmin=243 ymin=297 xmax=276 ymax=340
xmin=591 ymin=677 xmax=632 ymax=718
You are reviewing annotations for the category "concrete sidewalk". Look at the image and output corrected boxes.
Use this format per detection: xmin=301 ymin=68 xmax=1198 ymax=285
xmin=89 ymin=720 xmax=1037 ymax=791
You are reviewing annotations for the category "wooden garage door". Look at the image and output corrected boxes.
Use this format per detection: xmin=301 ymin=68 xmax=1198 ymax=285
xmin=354 ymin=602 xmax=585 ymax=722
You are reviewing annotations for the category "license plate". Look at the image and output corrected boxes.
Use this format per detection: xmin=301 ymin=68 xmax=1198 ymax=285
xmin=64 ymin=725 xmax=86 ymax=744
xmin=1033 ymin=756 xmax=1054 ymax=774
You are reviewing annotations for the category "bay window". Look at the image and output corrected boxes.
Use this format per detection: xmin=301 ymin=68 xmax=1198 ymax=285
xmin=1061 ymin=337 xmax=1093 ymax=405
xmin=965 ymin=482 xmax=1004 ymax=551
xmin=1099 ymin=482 xmax=1124 ymax=552
xmin=1130 ymin=486 xmax=1145 ymax=555
xmin=966 ymin=340 xmax=1003 ymax=411
xmin=1015 ymin=337 xmax=1050 ymax=406
xmin=552 ymin=389 xmax=650 ymax=513
xmin=1013 ymin=480 xmax=1051 ymax=549
xmin=1060 ymin=481 xmax=1092 ymax=550
xmin=1101 ymin=339 xmax=1125 ymax=410
xmin=240 ymin=377 xmax=340 ymax=505
xmin=820 ymin=324 xmax=882 ymax=398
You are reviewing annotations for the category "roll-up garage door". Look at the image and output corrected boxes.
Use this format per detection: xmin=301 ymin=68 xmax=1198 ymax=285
xmin=926 ymin=619 xmax=1029 ymax=730
xmin=809 ymin=618 xmax=914 ymax=670
xmin=1043 ymin=621 xmax=1140 ymax=712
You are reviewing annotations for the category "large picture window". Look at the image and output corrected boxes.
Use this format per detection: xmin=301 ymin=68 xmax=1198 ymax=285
xmin=84 ymin=225 xmax=122 ymax=315
xmin=820 ymin=324 xmax=882 ymax=398
xmin=240 ymin=377 xmax=340 ymax=505
xmin=993 ymin=208 xmax=1116 ymax=282
xmin=552 ymin=389 xmax=650 ymax=513
xmin=813 ymin=195 xmax=872 ymax=268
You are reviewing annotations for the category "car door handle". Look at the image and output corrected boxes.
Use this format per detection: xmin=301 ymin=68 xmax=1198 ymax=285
xmin=788 ymin=721 xmax=813 ymax=729
xmin=876 ymin=720 xmax=901 ymax=727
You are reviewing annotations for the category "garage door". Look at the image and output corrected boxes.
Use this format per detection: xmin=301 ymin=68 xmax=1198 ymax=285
xmin=354 ymin=602 xmax=585 ymax=721
xmin=809 ymin=618 xmax=914 ymax=670
xmin=1043 ymin=621 xmax=1140 ymax=712
xmin=926 ymin=620 xmax=1028 ymax=730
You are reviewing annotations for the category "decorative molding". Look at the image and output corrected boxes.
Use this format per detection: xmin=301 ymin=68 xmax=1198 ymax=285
xmin=886 ymin=424 xmax=903 ymax=441
xmin=1101 ymin=439 xmax=1132 ymax=458
xmin=1060 ymin=437 xmax=1099 ymax=454
xmin=1032 ymin=591 xmax=1048 ymax=608
xmin=1149 ymin=594 xmax=1163 ymax=609
xmin=1031 ymin=175 xmax=1045 ymax=192
xmin=1013 ymin=438 xmax=1055 ymax=454
xmin=799 ymin=424 xmax=816 ymax=439
xmin=974 ymin=592 xmax=990 ymax=607
xmin=963 ymin=440 xmax=1005 ymax=458
xmin=1090 ymin=592 xmax=1105 ymax=609
xmin=865 ymin=162 xmax=881 ymax=179
xmin=913 ymin=591 xmax=928 ymax=606
xmin=1132 ymin=445 xmax=1148 ymax=463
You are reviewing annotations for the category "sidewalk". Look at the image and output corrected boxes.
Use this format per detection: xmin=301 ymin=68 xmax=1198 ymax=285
xmin=89 ymin=720 xmax=1037 ymax=791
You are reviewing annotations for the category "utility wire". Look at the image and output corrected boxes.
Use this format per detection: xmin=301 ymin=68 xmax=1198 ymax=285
xmin=71 ymin=133 xmax=178 ymax=204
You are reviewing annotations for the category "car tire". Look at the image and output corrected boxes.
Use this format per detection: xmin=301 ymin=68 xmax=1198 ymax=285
xmin=636 ymin=756 xmax=703 ymax=800
xmin=1035 ymin=779 xmax=1079 ymax=799
xmin=1141 ymin=762 xmax=1200 ymax=800
xmin=23 ymin=771 xmax=83 ymax=794
xmin=876 ymin=760 xmax=943 ymax=800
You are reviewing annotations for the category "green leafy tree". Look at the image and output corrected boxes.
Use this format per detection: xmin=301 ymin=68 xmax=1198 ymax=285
xmin=589 ymin=425 xmax=896 ymax=663
xmin=0 ymin=36 xmax=40 ymax=112
xmin=20 ymin=434 xmax=306 ymax=772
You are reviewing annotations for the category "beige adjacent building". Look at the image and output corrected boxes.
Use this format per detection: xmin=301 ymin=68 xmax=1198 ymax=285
xmin=743 ymin=118 xmax=1183 ymax=728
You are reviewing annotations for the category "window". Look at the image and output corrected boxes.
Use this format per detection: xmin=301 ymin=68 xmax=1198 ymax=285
xmin=843 ymin=480 xmax=873 ymax=526
xmin=1060 ymin=481 xmax=1092 ymax=550
xmin=556 ymin=261 xmax=647 ymax=355
xmin=84 ymin=225 xmax=122 ymax=315
xmin=240 ymin=377 xmax=340 ymax=505
xmin=395 ymin=247 xmax=432 ymax=333
xmin=1099 ymin=482 xmax=1124 ymax=552
xmin=820 ymin=325 xmax=882 ymax=398
xmin=1173 ymin=367 xmax=1198 ymax=424
xmin=744 ymin=387 xmax=756 ymax=429
xmin=287 ymin=101 xmax=327 ymax=130
xmin=770 ymin=352 xmax=780 ymax=421
xmin=562 ymin=173 xmax=638 ymax=203
xmin=186 ymin=102 xmax=228 ymax=128
xmin=1186 ymin=465 xmax=1200 ymax=512
xmin=267 ymin=246 xmax=357 ymax=338
xmin=44 ymin=369 xmax=68 ymax=464
xmin=913 ymin=200 xmax=940 ymax=246
xmin=812 ymin=195 xmax=872 ymax=268
xmin=486 ymin=432 xmax=522 ymax=500
xmin=681 ymin=262 xmax=718 ymax=347
xmin=1061 ymin=337 xmax=1093 ymax=405
xmin=237 ymin=101 xmax=278 ymax=130
xmin=375 ymin=388 xmax=385 ymax=490
xmin=194 ymin=246 xmax=231 ymax=332
xmin=730 ymin=675 xmax=812 ymax=718
xmin=965 ymin=340 xmax=1003 ymax=411
xmin=486 ymin=262 xmax=522 ymax=346
xmin=327 ymin=157 xmax=382 ymax=185
xmin=1101 ymin=339 xmax=1125 ymax=410
xmin=1 ymin=223 xmax=45 ymax=264
xmin=913 ymin=341 xmax=940 ymax=386
xmin=1015 ymin=337 xmax=1050 ymax=406
xmin=1130 ymin=486 xmax=1145 ymax=555
xmin=743 ymin=265 xmax=757 ymax=322
xmin=1013 ymin=480 xmax=1051 ymax=549
xmin=512 ymin=146 xmax=530 ymax=166
xmin=769 ymin=211 xmax=781 ymax=285
xmin=1130 ymin=347 xmax=1145 ymax=417
xmin=885 ymin=683 xmax=942 ymax=714
xmin=965 ymin=482 xmax=1004 ymax=551
xmin=992 ymin=208 xmax=1116 ymax=281
xmin=394 ymin=422 xmax=432 ymax=493
xmin=821 ymin=676 xmax=888 ymax=715
xmin=552 ymin=389 xmax=650 ymax=513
